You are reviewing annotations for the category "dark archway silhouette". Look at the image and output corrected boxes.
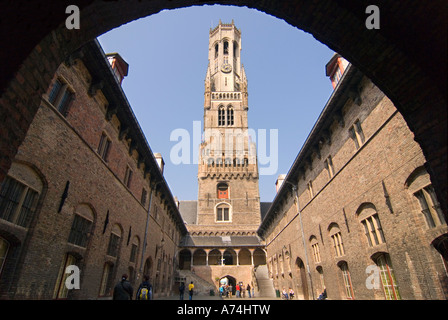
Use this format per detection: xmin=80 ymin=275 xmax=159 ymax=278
xmin=0 ymin=1 xmax=446 ymax=220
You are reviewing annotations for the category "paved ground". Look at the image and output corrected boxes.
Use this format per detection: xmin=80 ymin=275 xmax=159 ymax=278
xmin=155 ymin=294 xmax=283 ymax=300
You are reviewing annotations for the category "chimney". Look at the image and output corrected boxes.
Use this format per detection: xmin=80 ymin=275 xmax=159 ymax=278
xmin=275 ymin=174 xmax=286 ymax=193
xmin=154 ymin=153 xmax=165 ymax=175
xmin=106 ymin=53 xmax=129 ymax=85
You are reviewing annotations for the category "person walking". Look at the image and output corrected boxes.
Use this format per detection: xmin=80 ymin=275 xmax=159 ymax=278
xmin=188 ymin=281 xmax=194 ymax=300
xmin=179 ymin=282 xmax=185 ymax=300
xmin=113 ymin=274 xmax=134 ymax=300
xmin=235 ymin=283 xmax=240 ymax=298
xmin=136 ymin=275 xmax=152 ymax=300
xmin=247 ymin=283 xmax=251 ymax=298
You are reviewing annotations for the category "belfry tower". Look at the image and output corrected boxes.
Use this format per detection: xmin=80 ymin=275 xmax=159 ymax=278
xmin=178 ymin=21 xmax=266 ymax=293
xmin=197 ymin=20 xmax=261 ymax=233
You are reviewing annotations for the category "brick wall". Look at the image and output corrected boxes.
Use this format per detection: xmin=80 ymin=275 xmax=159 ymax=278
xmin=0 ymin=49 xmax=184 ymax=299
xmin=262 ymin=76 xmax=448 ymax=300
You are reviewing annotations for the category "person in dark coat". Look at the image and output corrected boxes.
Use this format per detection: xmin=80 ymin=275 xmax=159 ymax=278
xmin=179 ymin=282 xmax=185 ymax=300
xmin=113 ymin=274 xmax=134 ymax=300
xmin=136 ymin=275 xmax=152 ymax=300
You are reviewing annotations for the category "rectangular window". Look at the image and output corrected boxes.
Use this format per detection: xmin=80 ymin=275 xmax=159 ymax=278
xmin=124 ymin=165 xmax=133 ymax=188
xmin=325 ymin=155 xmax=334 ymax=179
xmin=307 ymin=181 xmax=314 ymax=199
xmin=48 ymin=78 xmax=74 ymax=116
xmin=217 ymin=207 xmax=230 ymax=222
xmin=311 ymin=243 xmax=321 ymax=263
xmin=376 ymin=254 xmax=401 ymax=300
xmin=107 ymin=233 xmax=120 ymax=257
xmin=349 ymin=120 xmax=365 ymax=150
xmin=130 ymin=243 xmax=138 ymax=263
xmin=141 ymin=188 xmax=148 ymax=206
xmin=68 ymin=214 xmax=92 ymax=248
xmin=54 ymin=254 xmax=77 ymax=299
xmin=340 ymin=263 xmax=354 ymax=299
xmin=97 ymin=133 xmax=111 ymax=161
xmin=414 ymin=185 xmax=445 ymax=228
xmin=0 ymin=176 xmax=38 ymax=228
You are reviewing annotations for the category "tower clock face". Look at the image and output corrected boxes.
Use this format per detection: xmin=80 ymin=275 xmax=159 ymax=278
xmin=221 ymin=63 xmax=232 ymax=73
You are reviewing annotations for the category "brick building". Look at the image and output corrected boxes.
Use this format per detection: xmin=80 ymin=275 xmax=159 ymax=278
xmin=0 ymin=40 xmax=187 ymax=299
xmin=258 ymin=54 xmax=448 ymax=300
xmin=0 ymin=22 xmax=446 ymax=301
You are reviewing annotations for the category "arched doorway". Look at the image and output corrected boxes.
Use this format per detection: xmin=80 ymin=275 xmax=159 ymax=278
xmin=1 ymin=1 xmax=446 ymax=219
xmin=295 ymin=257 xmax=309 ymax=300
xmin=178 ymin=249 xmax=191 ymax=270
xmin=220 ymin=275 xmax=237 ymax=296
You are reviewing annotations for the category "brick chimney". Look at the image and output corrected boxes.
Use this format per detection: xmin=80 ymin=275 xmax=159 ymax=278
xmin=106 ymin=53 xmax=129 ymax=85
xmin=275 ymin=174 xmax=286 ymax=193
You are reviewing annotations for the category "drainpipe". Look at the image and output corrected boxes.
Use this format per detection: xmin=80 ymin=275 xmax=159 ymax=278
xmin=285 ymin=181 xmax=315 ymax=300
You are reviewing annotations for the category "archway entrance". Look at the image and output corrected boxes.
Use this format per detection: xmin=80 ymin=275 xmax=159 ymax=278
xmin=295 ymin=257 xmax=309 ymax=300
xmin=220 ymin=275 xmax=236 ymax=296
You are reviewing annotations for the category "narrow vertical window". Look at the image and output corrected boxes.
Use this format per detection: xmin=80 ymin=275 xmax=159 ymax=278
xmin=227 ymin=107 xmax=234 ymax=126
xmin=223 ymin=41 xmax=229 ymax=55
xmin=54 ymin=254 xmax=77 ymax=299
xmin=68 ymin=214 xmax=93 ymax=248
xmin=48 ymin=78 xmax=74 ymax=116
xmin=218 ymin=106 xmax=225 ymax=126
xmin=307 ymin=180 xmax=314 ymax=199
xmin=376 ymin=254 xmax=401 ymax=300
xmin=339 ymin=262 xmax=355 ymax=299
xmin=124 ymin=165 xmax=133 ymax=188
xmin=325 ymin=155 xmax=334 ymax=178
xmin=97 ymin=133 xmax=111 ymax=161
xmin=349 ymin=120 xmax=365 ymax=150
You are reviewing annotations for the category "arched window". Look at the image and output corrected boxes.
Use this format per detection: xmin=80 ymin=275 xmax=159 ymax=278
xmin=68 ymin=204 xmax=94 ymax=248
xmin=54 ymin=253 xmax=78 ymax=299
xmin=227 ymin=106 xmax=234 ymax=126
xmin=217 ymin=183 xmax=229 ymax=199
xmin=107 ymin=224 xmax=122 ymax=257
xmin=406 ymin=166 xmax=445 ymax=228
xmin=218 ymin=106 xmax=225 ymax=126
xmin=328 ymin=223 xmax=345 ymax=257
xmin=338 ymin=261 xmax=354 ymax=299
xmin=223 ymin=41 xmax=229 ymax=55
xmin=0 ymin=162 xmax=44 ymax=228
xmin=374 ymin=253 xmax=401 ymax=300
xmin=216 ymin=203 xmax=231 ymax=222
xmin=357 ymin=203 xmax=385 ymax=247
xmin=310 ymin=236 xmax=321 ymax=263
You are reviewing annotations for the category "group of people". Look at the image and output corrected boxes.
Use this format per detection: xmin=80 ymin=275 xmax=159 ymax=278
xmin=219 ymin=282 xmax=254 ymax=299
xmin=281 ymin=287 xmax=295 ymax=300
xmin=178 ymin=281 xmax=195 ymax=300
xmin=112 ymin=274 xmax=152 ymax=300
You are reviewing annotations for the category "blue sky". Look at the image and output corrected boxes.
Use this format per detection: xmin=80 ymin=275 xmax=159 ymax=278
xmin=98 ymin=5 xmax=335 ymax=203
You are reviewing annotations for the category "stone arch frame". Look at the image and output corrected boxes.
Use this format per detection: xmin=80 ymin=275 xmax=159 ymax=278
xmin=0 ymin=1 xmax=446 ymax=226
xmin=178 ymin=248 xmax=191 ymax=270
xmin=214 ymin=201 xmax=232 ymax=222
